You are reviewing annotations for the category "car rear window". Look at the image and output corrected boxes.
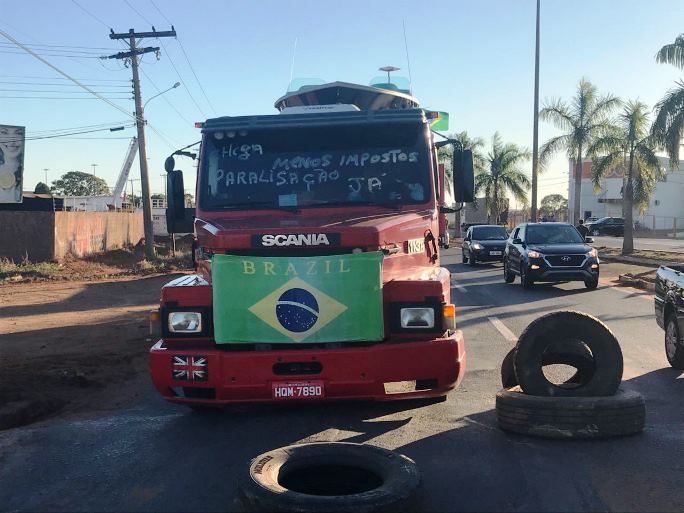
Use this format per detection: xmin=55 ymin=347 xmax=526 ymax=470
xmin=472 ymin=226 xmax=508 ymax=240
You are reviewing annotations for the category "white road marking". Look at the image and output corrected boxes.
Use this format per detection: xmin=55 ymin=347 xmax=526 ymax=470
xmin=454 ymin=285 xmax=468 ymax=293
xmin=488 ymin=316 xmax=518 ymax=342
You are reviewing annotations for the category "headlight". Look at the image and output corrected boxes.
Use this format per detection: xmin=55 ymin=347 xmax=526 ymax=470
xmin=400 ymin=307 xmax=435 ymax=329
xmin=586 ymin=248 xmax=598 ymax=258
xmin=528 ymin=250 xmax=543 ymax=258
xmin=168 ymin=311 xmax=203 ymax=333
xmin=471 ymin=243 xmax=483 ymax=250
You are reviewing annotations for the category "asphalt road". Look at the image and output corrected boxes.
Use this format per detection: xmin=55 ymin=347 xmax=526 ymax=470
xmin=594 ymin=235 xmax=684 ymax=252
xmin=1 ymin=250 xmax=683 ymax=512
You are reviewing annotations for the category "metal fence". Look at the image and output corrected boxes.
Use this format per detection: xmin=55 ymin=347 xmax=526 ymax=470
xmin=634 ymin=215 xmax=684 ymax=236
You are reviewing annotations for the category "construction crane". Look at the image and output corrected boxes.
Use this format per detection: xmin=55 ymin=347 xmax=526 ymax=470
xmin=110 ymin=137 xmax=138 ymax=209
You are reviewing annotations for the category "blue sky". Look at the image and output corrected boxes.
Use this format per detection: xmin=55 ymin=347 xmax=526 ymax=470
xmin=1 ymin=0 xmax=682 ymax=204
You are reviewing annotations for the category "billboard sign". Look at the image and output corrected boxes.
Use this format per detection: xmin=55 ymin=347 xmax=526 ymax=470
xmin=0 ymin=125 xmax=25 ymax=203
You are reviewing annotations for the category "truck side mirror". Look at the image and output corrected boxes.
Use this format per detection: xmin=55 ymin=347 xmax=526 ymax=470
xmin=166 ymin=169 xmax=185 ymax=234
xmin=453 ymin=148 xmax=475 ymax=203
xmin=164 ymin=156 xmax=175 ymax=173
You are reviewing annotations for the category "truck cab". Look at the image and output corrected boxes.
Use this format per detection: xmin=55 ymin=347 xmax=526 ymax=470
xmin=150 ymin=83 xmax=474 ymax=407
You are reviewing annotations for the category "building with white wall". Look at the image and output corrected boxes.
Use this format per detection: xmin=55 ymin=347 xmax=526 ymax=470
xmin=567 ymin=157 xmax=684 ymax=230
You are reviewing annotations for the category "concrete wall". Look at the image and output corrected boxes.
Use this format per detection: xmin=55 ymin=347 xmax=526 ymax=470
xmin=0 ymin=211 xmax=144 ymax=262
xmin=53 ymin=212 xmax=144 ymax=259
xmin=0 ymin=211 xmax=55 ymax=262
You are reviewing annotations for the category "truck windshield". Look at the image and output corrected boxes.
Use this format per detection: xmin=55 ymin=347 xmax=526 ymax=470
xmin=200 ymin=122 xmax=431 ymax=211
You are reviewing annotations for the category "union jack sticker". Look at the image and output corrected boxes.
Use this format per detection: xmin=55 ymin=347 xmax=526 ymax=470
xmin=172 ymin=356 xmax=208 ymax=381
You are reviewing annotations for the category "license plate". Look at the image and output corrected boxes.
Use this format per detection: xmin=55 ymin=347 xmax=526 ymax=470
xmin=490 ymin=251 xmax=502 ymax=256
xmin=272 ymin=381 xmax=324 ymax=400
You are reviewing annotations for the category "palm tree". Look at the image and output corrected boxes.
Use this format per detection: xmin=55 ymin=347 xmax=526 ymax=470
xmin=652 ymin=35 xmax=684 ymax=166
xmin=539 ymin=78 xmax=620 ymax=224
xmin=475 ymin=133 xmax=531 ymax=223
xmin=589 ymin=101 xmax=664 ymax=254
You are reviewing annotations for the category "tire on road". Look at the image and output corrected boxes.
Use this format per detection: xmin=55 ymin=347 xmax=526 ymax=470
xmin=514 ymin=311 xmax=623 ymax=397
xmin=503 ymin=259 xmax=515 ymax=283
xmin=462 ymin=250 xmax=469 ymax=263
xmin=495 ymin=386 xmax=645 ymax=439
xmin=584 ymin=277 xmax=599 ymax=290
xmin=520 ymin=265 xmax=534 ymax=289
xmin=501 ymin=346 xmax=595 ymax=389
xmin=665 ymin=314 xmax=684 ymax=369
xmin=239 ymin=442 xmax=421 ymax=513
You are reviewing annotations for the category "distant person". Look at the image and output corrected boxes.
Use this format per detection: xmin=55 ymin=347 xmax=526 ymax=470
xmin=577 ymin=219 xmax=589 ymax=238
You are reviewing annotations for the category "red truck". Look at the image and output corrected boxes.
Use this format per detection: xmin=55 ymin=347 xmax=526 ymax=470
xmin=150 ymin=82 xmax=474 ymax=408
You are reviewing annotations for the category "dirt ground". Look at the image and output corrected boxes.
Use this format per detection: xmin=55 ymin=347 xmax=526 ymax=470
xmin=0 ymin=273 xmax=185 ymax=430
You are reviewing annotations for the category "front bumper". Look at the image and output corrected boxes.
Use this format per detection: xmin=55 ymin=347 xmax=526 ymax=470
xmin=527 ymin=257 xmax=599 ymax=282
xmin=149 ymin=331 xmax=465 ymax=405
xmin=471 ymin=249 xmax=505 ymax=262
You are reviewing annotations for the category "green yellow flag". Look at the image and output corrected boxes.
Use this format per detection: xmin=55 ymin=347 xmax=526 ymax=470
xmin=212 ymin=252 xmax=384 ymax=344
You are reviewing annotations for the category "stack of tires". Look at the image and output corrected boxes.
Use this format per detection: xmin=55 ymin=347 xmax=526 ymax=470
xmin=497 ymin=311 xmax=645 ymax=439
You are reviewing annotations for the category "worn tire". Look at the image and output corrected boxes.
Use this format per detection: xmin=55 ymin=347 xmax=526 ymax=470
xmin=514 ymin=311 xmax=623 ymax=397
xmin=501 ymin=347 xmax=595 ymax=389
xmin=665 ymin=315 xmax=684 ymax=370
xmin=496 ymin=387 xmax=645 ymax=439
xmin=239 ymin=442 xmax=421 ymax=513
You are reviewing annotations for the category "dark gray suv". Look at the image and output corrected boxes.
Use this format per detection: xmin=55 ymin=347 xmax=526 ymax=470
xmin=503 ymin=222 xmax=600 ymax=289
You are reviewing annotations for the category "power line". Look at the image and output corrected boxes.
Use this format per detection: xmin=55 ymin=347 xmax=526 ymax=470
xmin=122 ymin=0 xmax=209 ymax=118
xmin=0 ymin=28 xmax=136 ymax=120
xmin=0 ymin=50 xmax=105 ymax=58
xmin=123 ymin=0 xmax=155 ymax=25
xmin=0 ymin=42 xmax=111 ymax=54
xmin=148 ymin=0 xmax=216 ymax=114
xmin=0 ymin=96 xmax=131 ymax=100
xmin=175 ymin=38 xmax=217 ymax=115
xmin=70 ymin=0 xmax=112 ymax=29
xmin=0 ymin=80 xmax=131 ymax=87
xmin=0 ymin=74 xmax=129 ymax=82
xmin=28 ymin=121 xmax=132 ymax=134
xmin=0 ymin=89 xmax=130 ymax=93
xmin=2 ymin=125 xmax=135 ymax=142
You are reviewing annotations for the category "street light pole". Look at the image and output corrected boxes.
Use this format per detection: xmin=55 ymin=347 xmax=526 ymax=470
xmin=144 ymin=82 xmax=181 ymax=110
xmin=43 ymin=168 xmax=49 ymax=185
xmin=531 ymin=0 xmax=541 ymax=222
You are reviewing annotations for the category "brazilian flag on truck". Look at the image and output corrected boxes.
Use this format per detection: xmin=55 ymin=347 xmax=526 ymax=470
xmin=212 ymin=252 xmax=384 ymax=344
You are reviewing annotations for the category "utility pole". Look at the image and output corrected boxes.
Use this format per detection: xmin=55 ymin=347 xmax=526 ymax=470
xmin=108 ymin=27 xmax=176 ymax=259
xmin=530 ymin=0 xmax=541 ymax=222
xmin=43 ymin=168 xmax=49 ymax=184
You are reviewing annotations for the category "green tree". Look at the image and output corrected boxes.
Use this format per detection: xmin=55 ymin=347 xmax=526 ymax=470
xmin=539 ymin=78 xmax=620 ymax=224
xmin=539 ymin=194 xmax=567 ymax=219
xmin=476 ymin=133 xmax=531 ymax=223
xmin=33 ymin=182 xmax=51 ymax=195
xmin=51 ymin=171 xmax=109 ymax=196
xmin=589 ymin=100 xmax=664 ymax=254
xmin=652 ymin=35 xmax=684 ymax=166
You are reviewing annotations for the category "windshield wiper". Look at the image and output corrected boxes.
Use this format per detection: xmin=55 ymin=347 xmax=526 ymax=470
xmin=217 ymin=201 xmax=300 ymax=213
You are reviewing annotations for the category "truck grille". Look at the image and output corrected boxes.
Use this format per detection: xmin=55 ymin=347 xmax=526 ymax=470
xmin=545 ymin=255 xmax=586 ymax=267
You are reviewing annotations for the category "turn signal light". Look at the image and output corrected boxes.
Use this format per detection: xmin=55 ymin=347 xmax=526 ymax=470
xmin=149 ymin=309 xmax=161 ymax=339
xmin=443 ymin=304 xmax=456 ymax=332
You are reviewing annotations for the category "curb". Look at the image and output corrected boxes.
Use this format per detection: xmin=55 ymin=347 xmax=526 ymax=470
xmin=599 ymin=253 xmax=676 ymax=268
